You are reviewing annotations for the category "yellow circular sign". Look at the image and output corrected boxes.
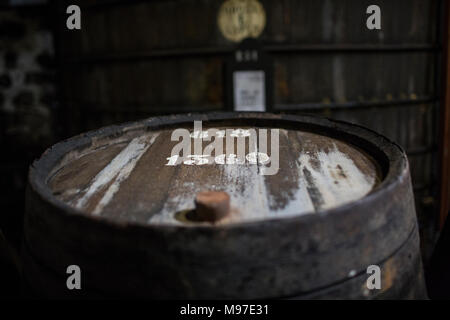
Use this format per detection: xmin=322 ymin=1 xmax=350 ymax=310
xmin=218 ymin=0 xmax=266 ymax=42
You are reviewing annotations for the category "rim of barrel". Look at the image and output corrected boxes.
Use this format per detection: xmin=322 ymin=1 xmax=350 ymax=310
xmin=27 ymin=112 xmax=408 ymax=231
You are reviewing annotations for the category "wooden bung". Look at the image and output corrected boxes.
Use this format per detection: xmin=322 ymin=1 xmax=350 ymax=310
xmin=195 ymin=191 xmax=230 ymax=222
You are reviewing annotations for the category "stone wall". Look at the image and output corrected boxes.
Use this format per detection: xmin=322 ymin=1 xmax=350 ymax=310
xmin=0 ymin=5 xmax=55 ymax=248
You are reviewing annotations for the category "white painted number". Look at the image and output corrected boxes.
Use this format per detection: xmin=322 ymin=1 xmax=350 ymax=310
xmin=66 ymin=5 xmax=81 ymax=30
xmin=66 ymin=265 xmax=81 ymax=290
xmin=366 ymin=5 xmax=381 ymax=30
xmin=166 ymin=121 xmax=280 ymax=175
xmin=366 ymin=265 xmax=381 ymax=290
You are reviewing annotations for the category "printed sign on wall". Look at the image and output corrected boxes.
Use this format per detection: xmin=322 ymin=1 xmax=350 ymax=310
xmin=233 ymin=71 xmax=266 ymax=112
xmin=225 ymin=38 xmax=273 ymax=112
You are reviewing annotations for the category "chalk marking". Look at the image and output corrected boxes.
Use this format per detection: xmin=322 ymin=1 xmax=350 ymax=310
xmin=297 ymin=143 xmax=375 ymax=210
xmin=75 ymin=133 xmax=159 ymax=213
xmin=149 ymin=137 xmax=270 ymax=224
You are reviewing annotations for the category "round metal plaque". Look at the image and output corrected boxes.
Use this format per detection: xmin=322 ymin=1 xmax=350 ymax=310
xmin=218 ymin=0 xmax=266 ymax=42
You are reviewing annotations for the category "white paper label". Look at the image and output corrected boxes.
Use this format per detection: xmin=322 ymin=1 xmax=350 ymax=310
xmin=233 ymin=70 xmax=266 ymax=112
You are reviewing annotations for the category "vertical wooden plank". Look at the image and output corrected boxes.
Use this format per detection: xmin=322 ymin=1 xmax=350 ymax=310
xmin=439 ymin=0 xmax=450 ymax=229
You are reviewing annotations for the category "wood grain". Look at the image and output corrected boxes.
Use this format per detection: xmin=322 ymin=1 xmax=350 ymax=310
xmin=48 ymin=125 xmax=380 ymax=225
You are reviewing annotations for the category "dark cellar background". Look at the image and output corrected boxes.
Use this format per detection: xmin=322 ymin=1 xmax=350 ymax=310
xmin=0 ymin=1 xmax=55 ymax=252
xmin=1 ymin=0 xmax=450 ymax=298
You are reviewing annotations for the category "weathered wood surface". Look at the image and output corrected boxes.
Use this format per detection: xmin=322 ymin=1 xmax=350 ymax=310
xmin=24 ymin=113 xmax=427 ymax=299
xmin=48 ymin=126 xmax=380 ymax=225
xmin=21 ymin=217 xmax=426 ymax=299
xmin=59 ymin=54 xmax=435 ymax=119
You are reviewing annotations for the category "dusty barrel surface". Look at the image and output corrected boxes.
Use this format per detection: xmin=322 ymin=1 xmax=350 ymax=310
xmin=23 ymin=113 xmax=426 ymax=299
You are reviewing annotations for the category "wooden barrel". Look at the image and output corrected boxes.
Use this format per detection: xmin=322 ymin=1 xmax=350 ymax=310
xmin=23 ymin=113 xmax=427 ymax=299
xmin=54 ymin=0 xmax=440 ymax=260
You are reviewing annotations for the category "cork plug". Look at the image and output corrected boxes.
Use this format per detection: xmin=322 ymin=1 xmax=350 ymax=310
xmin=195 ymin=191 xmax=230 ymax=223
